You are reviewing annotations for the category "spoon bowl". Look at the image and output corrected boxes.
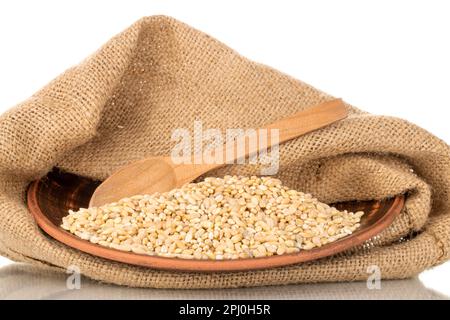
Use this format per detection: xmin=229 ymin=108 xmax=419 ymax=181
xmin=89 ymin=157 xmax=177 ymax=207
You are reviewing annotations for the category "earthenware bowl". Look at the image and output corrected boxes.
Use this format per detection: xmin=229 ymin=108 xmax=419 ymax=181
xmin=27 ymin=169 xmax=404 ymax=272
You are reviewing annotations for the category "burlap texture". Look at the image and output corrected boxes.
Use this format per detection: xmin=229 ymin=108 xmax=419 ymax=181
xmin=0 ymin=16 xmax=449 ymax=288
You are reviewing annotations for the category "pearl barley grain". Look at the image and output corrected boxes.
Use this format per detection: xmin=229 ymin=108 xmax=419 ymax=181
xmin=61 ymin=176 xmax=364 ymax=260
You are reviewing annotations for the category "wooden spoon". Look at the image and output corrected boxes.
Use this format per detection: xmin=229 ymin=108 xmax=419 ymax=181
xmin=89 ymin=98 xmax=348 ymax=207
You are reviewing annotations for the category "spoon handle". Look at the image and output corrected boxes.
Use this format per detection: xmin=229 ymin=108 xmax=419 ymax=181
xmin=226 ymin=98 xmax=347 ymax=159
xmin=178 ymin=98 xmax=348 ymax=182
xmin=264 ymin=98 xmax=347 ymax=143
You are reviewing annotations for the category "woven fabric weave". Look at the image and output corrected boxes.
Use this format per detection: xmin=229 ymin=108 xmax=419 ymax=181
xmin=0 ymin=16 xmax=449 ymax=288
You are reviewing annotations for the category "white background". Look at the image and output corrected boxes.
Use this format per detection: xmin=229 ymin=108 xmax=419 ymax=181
xmin=0 ymin=0 xmax=449 ymax=299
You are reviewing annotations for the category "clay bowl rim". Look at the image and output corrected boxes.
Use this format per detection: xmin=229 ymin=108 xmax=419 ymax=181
xmin=27 ymin=175 xmax=405 ymax=272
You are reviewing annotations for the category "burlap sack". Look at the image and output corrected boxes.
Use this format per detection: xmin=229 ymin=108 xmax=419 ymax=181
xmin=1 ymin=15 xmax=449 ymax=289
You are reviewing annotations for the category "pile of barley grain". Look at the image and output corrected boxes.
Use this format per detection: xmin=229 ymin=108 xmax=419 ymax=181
xmin=61 ymin=176 xmax=364 ymax=260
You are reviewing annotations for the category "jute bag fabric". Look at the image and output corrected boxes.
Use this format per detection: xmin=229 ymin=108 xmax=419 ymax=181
xmin=1 ymin=16 xmax=449 ymax=288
